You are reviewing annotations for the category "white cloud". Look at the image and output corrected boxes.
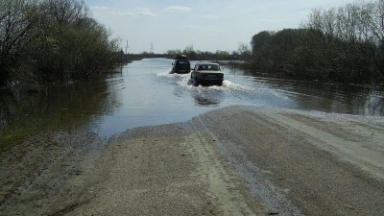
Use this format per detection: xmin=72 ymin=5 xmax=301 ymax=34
xmin=182 ymin=25 xmax=203 ymax=30
xmin=181 ymin=25 xmax=224 ymax=34
xmin=165 ymin=6 xmax=192 ymax=13
xmin=260 ymin=19 xmax=291 ymax=23
xmin=298 ymin=11 xmax=311 ymax=16
xmin=91 ymin=6 xmax=109 ymax=11
xmin=136 ymin=7 xmax=156 ymax=16
xmin=112 ymin=11 xmax=137 ymax=17
xmin=85 ymin=0 xmax=355 ymax=53
xmin=202 ymin=15 xmax=219 ymax=19
xmin=91 ymin=6 xmax=155 ymax=17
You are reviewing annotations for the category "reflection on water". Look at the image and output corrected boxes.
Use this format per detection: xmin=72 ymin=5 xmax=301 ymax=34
xmin=1 ymin=58 xmax=383 ymax=139
xmin=194 ymin=96 xmax=221 ymax=106
xmin=0 ymin=76 xmax=122 ymax=132
xmin=248 ymin=77 xmax=384 ymax=116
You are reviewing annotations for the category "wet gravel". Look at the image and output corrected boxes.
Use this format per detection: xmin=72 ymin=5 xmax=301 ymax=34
xmin=1 ymin=105 xmax=384 ymax=215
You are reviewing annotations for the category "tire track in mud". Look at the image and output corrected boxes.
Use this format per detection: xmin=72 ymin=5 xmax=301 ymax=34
xmin=2 ymin=105 xmax=384 ymax=215
xmin=188 ymin=121 xmax=262 ymax=215
xmin=196 ymin=106 xmax=384 ymax=216
xmin=193 ymin=110 xmax=302 ymax=216
xmin=67 ymin=122 xmax=266 ymax=216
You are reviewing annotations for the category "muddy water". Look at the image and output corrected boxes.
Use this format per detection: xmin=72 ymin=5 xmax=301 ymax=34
xmin=1 ymin=58 xmax=383 ymax=138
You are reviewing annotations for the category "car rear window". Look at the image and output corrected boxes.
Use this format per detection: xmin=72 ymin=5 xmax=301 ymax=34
xmin=176 ymin=60 xmax=189 ymax=65
xmin=176 ymin=60 xmax=190 ymax=70
xmin=198 ymin=65 xmax=219 ymax=71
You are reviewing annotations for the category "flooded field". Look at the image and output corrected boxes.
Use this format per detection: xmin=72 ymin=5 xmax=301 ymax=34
xmin=1 ymin=58 xmax=384 ymax=138
xmin=1 ymin=58 xmax=384 ymax=216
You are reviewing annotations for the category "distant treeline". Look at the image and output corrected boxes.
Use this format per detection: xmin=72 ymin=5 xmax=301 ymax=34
xmin=164 ymin=45 xmax=246 ymax=60
xmin=127 ymin=49 xmax=244 ymax=61
xmin=244 ymin=0 xmax=384 ymax=85
xmin=0 ymin=0 xmax=121 ymax=88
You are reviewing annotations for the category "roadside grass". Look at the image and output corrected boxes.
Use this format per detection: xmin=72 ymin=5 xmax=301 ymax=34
xmin=0 ymin=112 xmax=90 ymax=152
xmin=0 ymin=117 xmax=45 ymax=151
xmin=0 ymin=114 xmax=62 ymax=151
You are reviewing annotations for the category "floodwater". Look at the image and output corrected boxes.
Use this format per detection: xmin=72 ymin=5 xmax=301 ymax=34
xmin=1 ymin=58 xmax=384 ymax=138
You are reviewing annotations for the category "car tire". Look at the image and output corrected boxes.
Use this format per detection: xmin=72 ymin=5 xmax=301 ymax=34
xmin=193 ymin=77 xmax=199 ymax=86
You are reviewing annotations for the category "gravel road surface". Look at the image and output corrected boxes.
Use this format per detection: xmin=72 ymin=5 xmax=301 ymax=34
xmin=1 ymin=106 xmax=384 ymax=215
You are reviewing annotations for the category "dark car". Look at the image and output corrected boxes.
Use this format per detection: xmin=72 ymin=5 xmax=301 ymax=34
xmin=191 ymin=63 xmax=224 ymax=86
xmin=170 ymin=55 xmax=191 ymax=74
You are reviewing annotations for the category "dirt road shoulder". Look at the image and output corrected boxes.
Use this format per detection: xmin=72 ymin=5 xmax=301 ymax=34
xmin=1 ymin=105 xmax=383 ymax=215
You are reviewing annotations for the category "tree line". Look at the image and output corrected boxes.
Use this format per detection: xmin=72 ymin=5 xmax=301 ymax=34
xmin=164 ymin=44 xmax=250 ymax=60
xmin=0 ymin=0 xmax=120 ymax=88
xmin=246 ymin=0 xmax=384 ymax=85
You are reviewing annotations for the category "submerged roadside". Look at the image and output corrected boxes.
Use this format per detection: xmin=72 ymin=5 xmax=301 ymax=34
xmin=1 ymin=105 xmax=383 ymax=215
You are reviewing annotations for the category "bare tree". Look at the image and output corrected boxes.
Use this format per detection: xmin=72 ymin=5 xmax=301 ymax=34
xmin=238 ymin=43 xmax=251 ymax=60
xmin=0 ymin=0 xmax=38 ymax=85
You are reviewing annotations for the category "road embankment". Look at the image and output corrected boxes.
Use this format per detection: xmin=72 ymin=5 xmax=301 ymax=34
xmin=1 ymin=106 xmax=383 ymax=215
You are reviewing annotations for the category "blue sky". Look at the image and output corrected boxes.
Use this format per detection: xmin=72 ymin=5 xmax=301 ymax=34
xmin=83 ymin=0 xmax=354 ymax=54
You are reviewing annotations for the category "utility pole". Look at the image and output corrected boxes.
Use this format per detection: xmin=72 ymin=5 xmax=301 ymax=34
xmin=125 ymin=40 xmax=129 ymax=54
xmin=120 ymin=49 xmax=123 ymax=73
xmin=150 ymin=43 xmax=153 ymax=54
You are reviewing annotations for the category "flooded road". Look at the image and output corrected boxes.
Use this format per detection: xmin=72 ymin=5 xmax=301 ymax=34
xmin=96 ymin=58 xmax=384 ymax=137
xmin=1 ymin=58 xmax=384 ymax=216
xmin=1 ymin=58 xmax=384 ymax=138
